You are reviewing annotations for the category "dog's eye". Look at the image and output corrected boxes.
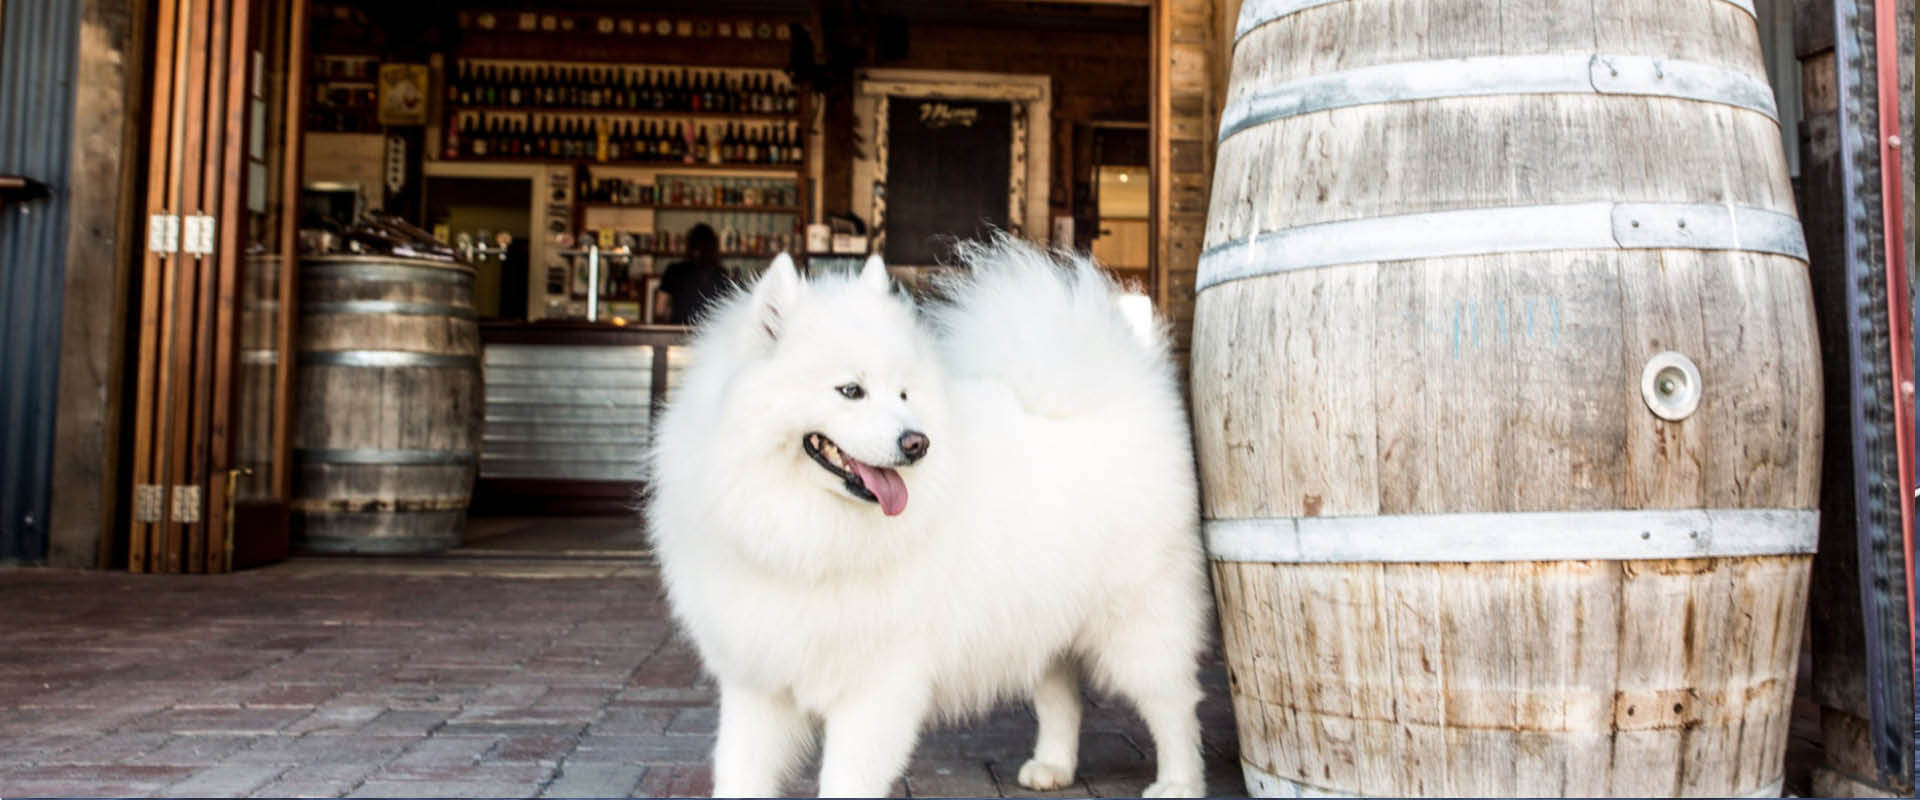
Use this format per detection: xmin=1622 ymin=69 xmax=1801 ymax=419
xmin=899 ymin=390 xmax=908 ymax=401
xmin=837 ymin=383 xmax=865 ymax=400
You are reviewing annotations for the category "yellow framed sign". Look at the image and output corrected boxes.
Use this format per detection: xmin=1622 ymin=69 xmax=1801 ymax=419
xmin=377 ymin=63 xmax=428 ymax=126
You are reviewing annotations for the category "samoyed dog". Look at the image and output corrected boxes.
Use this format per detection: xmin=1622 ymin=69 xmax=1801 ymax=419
xmin=645 ymin=236 xmax=1208 ymax=798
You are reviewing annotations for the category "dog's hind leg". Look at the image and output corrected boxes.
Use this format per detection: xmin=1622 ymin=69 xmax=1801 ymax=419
xmin=814 ymin=680 xmax=929 ymax=797
xmin=1087 ymin=604 xmax=1207 ymax=797
xmin=1017 ymin=656 xmax=1081 ymax=791
xmin=712 ymin=683 xmax=811 ymax=798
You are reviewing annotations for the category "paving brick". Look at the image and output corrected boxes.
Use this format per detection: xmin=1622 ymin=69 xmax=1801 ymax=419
xmin=532 ymin=686 xmax=618 ymax=710
xmin=437 ymin=721 xmax=587 ymax=738
xmin=348 ymin=778 xmax=547 ymax=798
xmin=665 ymin=706 xmax=717 ymax=734
xmin=386 ymin=734 xmax=502 ymax=769
xmin=248 ymin=763 xmax=374 ymax=798
xmin=223 ymin=733 xmax=418 ymax=766
xmin=633 ymin=763 xmax=712 ymax=797
xmin=610 ymin=685 xmax=716 ymax=706
xmin=473 ymin=683 xmax=550 ymax=707
xmin=153 ymin=764 xmax=288 ymax=797
xmin=905 ymin=759 xmax=1001 ymax=797
xmin=283 ymin=704 xmax=386 ymax=735
xmin=494 ymin=734 xmax=579 ymax=764
xmin=541 ymin=761 xmax=647 ymax=797
xmin=0 ymin=778 xmax=172 ymax=796
xmin=126 ymin=706 xmax=310 ymax=735
xmin=1 ymin=763 xmax=198 ymax=783
xmin=31 ymin=731 xmax=174 ymax=763
xmin=448 ymin=705 xmax=597 ymax=726
xmin=569 ymin=734 xmax=713 ymax=764
xmin=132 ymin=733 xmax=262 ymax=765
xmin=241 ymin=683 xmax=342 ymax=708
xmin=357 ymin=709 xmax=454 ymax=736
xmin=374 ymin=762 xmax=557 ymax=784
xmin=589 ymin=706 xmax=674 ymax=735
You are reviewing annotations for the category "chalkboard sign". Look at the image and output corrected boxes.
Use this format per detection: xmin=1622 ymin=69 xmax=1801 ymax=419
xmin=882 ymin=98 xmax=1011 ymax=265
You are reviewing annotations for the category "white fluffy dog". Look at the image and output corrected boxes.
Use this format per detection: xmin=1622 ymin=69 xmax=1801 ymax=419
xmin=645 ymin=237 xmax=1208 ymax=797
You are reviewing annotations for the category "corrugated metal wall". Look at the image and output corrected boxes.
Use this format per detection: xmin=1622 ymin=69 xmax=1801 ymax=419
xmin=0 ymin=0 xmax=83 ymax=563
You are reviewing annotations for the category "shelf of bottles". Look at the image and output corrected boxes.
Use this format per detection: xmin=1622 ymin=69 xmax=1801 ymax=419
xmin=441 ymin=59 xmax=805 ymax=168
xmin=579 ymin=173 xmax=801 ymax=212
xmin=308 ymin=54 xmax=380 ymax=133
xmin=578 ymin=215 xmax=798 ymax=262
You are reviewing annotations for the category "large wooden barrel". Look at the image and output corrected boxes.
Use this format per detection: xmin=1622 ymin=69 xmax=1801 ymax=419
xmin=292 ymin=255 xmax=481 ymax=554
xmin=1192 ymin=0 xmax=1820 ymax=796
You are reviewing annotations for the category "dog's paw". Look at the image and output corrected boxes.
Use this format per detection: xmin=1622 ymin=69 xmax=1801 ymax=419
xmin=1141 ymin=778 xmax=1205 ymax=797
xmin=1017 ymin=759 xmax=1075 ymax=791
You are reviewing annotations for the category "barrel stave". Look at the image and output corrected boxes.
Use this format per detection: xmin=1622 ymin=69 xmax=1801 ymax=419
xmin=1192 ymin=250 xmax=1820 ymax=522
xmin=1228 ymin=0 xmax=1766 ymax=106
xmin=1207 ymin=97 xmax=1796 ymax=246
xmin=1212 ymin=556 xmax=1809 ymax=796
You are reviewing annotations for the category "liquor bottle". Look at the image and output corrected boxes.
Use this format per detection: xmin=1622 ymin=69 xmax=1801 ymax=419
xmin=469 ymin=116 xmax=488 ymax=157
xmin=607 ymin=120 xmax=624 ymax=162
xmin=676 ymin=121 xmax=693 ymax=164
xmin=445 ymin=114 xmax=466 ymax=159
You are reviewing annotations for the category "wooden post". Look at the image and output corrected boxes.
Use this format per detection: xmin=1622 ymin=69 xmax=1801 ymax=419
xmin=1149 ymin=0 xmax=1217 ymax=367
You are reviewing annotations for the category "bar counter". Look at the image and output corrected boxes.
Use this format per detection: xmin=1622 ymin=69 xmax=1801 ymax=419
xmin=475 ymin=320 xmax=690 ymax=515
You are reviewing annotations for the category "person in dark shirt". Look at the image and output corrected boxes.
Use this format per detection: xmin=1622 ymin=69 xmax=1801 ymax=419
xmin=654 ymin=223 xmax=733 ymax=326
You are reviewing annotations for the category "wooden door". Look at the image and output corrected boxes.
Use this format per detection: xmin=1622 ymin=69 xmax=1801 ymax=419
xmin=128 ymin=0 xmax=306 ymax=573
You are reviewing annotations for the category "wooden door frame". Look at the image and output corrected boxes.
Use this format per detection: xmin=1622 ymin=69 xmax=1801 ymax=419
xmin=127 ymin=0 xmax=305 ymax=573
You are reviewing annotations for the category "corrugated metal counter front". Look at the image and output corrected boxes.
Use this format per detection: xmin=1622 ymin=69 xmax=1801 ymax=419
xmin=476 ymin=322 xmax=690 ymax=514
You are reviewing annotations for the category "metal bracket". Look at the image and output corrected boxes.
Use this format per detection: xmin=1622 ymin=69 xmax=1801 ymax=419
xmin=133 ymin=484 xmax=165 ymax=523
xmin=182 ymin=214 xmax=215 ymax=255
xmin=147 ymin=213 xmax=180 ymax=255
xmin=170 ymin=484 xmax=202 ymax=524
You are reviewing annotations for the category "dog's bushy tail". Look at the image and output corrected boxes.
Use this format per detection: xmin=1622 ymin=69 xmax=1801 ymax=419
xmin=928 ymin=234 xmax=1177 ymax=419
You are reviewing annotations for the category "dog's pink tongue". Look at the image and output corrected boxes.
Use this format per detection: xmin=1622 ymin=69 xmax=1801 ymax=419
xmin=853 ymin=462 xmax=909 ymax=516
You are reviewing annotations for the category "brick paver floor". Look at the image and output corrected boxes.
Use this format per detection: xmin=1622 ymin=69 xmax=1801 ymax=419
xmin=0 ymin=557 xmax=1242 ymax=798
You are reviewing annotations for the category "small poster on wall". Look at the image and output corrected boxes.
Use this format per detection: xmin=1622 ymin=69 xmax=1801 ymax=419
xmin=377 ymin=63 xmax=429 ymax=126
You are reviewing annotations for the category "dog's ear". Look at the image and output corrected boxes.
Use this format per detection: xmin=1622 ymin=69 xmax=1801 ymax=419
xmin=750 ymin=253 xmax=801 ymax=342
xmin=859 ymin=254 xmax=890 ymax=294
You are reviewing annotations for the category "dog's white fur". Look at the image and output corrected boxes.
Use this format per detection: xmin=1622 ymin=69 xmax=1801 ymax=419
xmin=646 ymin=237 xmax=1208 ymax=797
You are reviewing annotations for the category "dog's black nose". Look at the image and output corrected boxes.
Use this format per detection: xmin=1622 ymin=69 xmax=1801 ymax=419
xmin=898 ymin=431 xmax=930 ymax=462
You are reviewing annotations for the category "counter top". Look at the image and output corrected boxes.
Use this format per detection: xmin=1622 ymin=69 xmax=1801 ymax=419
xmin=481 ymin=319 xmax=692 ymax=347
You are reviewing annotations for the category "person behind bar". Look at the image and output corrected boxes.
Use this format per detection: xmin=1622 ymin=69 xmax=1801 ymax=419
xmin=655 ymin=223 xmax=734 ymax=326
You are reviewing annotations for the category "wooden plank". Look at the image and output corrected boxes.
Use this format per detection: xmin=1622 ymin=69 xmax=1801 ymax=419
xmin=156 ymin=0 xmax=215 ymax=573
xmin=204 ymin=0 xmax=252 ymax=573
xmin=182 ymin=0 xmax=235 ymax=573
xmin=1618 ymin=250 xmax=1709 ymax=510
xmin=272 ymin=0 xmax=310 ymax=503
xmin=128 ymin=0 xmax=185 ymax=573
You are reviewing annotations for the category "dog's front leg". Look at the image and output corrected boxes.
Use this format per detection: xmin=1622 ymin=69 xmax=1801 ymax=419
xmin=712 ymin=683 xmax=811 ymax=797
xmin=814 ymin=680 xmax=929 ymax=797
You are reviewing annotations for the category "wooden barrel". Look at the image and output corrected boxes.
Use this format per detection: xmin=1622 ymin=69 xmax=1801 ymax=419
xmin=1192 ymin=1 xmax=1819 ymax=796
xmin=292 ymin=255 xmax=481 ymax=554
